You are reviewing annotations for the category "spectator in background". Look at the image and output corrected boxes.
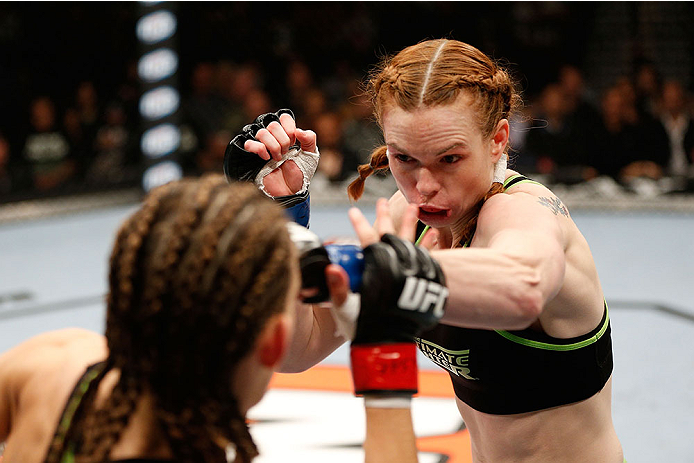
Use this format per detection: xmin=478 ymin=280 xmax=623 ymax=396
xmin=115 ymin=60 xmax=141 ymax=127
xmin=0 ymin=133 xmax=12 ymax=196
xmin=300 ymin=88 xmax=329 ymax=129
xmin=558 ymin=65 xmax=602 ymax=176
xmin=616 ymin=77 xmax=669 ymax=182
xmin=22 ymin=97 xmax=75 ymax=192
xmin=340 ymin=85 xmax=382 ymax=168
xmin=62 ymin=107 xmax=89 ymax=178
xmin=591 ymin=83 xmax=668 ymax=183
xmin=86 ymin=101 xmax=136 ymax=186
xmin=634 ymin=61 xmax=662 ymax=120
xmin=559 ymin=64 xmax=599 ymax=118
xmin=322 ymin=59 xmax=361 ymax=110
xmin=75 ymin=81 xmax=101 ymax=150
xmin=590 ymin=86 xmax=638 ymax=179
xmin=184 ymin=62 xmax=232 ymax=147
xmin=196 ymin=130 xmax=232 ymax=174
xmin=658 ymin=80 xmax=694 ymax=178
xmin=312 ymin=111 xmax=347 ymax=183
xmin=524 ymin=84 xmax=596 ymax=183
xmin=222 ymin=62 xmax=264 ymax=133
xmin=242 ymin=89 xmax=274 ymax=124
xmin=614 ymin=76 xmax=640 ymax=126
xmin=285 ymin=59 xmax=315 ymax=116
xmin=507 ymin=106 xmax=535 ymax=174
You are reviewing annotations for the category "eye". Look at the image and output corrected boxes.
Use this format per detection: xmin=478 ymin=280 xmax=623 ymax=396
xmin=394 ymin=154 xmax=413 ymax=163
xmin=441 ymin=155 xmax=461 ymax=164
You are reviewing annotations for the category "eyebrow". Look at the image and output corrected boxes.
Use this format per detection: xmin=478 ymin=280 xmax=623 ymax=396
xmin=387 ymin=142 xmax=467 ymax=157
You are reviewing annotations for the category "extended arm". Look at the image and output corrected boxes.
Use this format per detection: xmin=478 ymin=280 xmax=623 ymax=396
xmin=431 ymin=192 xmax=567 ymax=330
xmin=359 ymin=193 xmax=568 ymax=332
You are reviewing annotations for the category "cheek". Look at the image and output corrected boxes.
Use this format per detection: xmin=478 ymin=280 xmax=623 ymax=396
xmin=389 ymin=163 xmax=413 ymax=189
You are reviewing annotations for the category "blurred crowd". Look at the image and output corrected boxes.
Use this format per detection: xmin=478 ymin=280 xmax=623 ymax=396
xmin=514 ymin=62 xmax=694 ymax=192
xmin=0 ymin=57 xmax=385 ymax=202
xmin=1 ymin=57 xmax=693 ymax=203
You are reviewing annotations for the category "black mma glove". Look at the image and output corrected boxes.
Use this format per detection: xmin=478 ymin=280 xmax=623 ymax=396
xmin=223 ymin=109 xmax=319 ymax=227
xmin=350 ymin=234 xmax=448 ymax=397
xmin=286 ymin=222 xmax=364 ymax=305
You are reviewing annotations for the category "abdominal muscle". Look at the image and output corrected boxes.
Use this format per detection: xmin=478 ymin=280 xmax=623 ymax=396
xmin=455 ymin=377 xmax=623 ymax=463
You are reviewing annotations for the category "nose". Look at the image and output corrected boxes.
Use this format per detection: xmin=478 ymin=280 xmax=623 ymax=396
xmin=415 ymin=167 xmax=441 ymax=198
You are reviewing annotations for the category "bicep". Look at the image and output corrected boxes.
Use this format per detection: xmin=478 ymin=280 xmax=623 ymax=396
xmin=479 ymin=194 xmax=567 ymax=301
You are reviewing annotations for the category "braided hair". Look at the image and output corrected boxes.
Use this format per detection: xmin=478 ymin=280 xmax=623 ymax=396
xmin=44 ymin=174 xmax=296 ymax=463
xmin=347 ymin=39 xmax=522 ymax=246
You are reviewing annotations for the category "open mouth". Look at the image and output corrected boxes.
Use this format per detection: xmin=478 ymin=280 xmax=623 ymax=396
xmin=418 ymin=206 xmax=451 ymax=220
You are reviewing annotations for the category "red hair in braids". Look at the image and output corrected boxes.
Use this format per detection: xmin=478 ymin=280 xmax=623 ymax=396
xmin=347 ymin=39 xmax=522 ymax=245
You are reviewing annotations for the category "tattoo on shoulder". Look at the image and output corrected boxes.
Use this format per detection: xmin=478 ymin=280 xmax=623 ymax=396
xmin=538 ymin=196 xmax=569 ymax=217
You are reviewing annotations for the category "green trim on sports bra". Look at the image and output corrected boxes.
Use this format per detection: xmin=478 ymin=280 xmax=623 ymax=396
xmin=503 ymin=174 xmax=543 ymax=189
xmin=44 ymin=361 xmax=108 ymax=463
xmin=414 ymin=225 xmax=430 ymax=246
xmin=58 ymin=363 xmax=106 ymax=463
xmin=494 ymin=304 xmax=610 ymax=351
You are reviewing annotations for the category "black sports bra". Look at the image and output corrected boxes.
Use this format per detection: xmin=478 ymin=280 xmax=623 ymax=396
xmin=414 ymin=175 xmax=614 ymax=414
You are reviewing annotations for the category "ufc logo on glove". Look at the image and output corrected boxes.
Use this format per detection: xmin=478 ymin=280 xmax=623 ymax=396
xmin=397 ymin=276 xmax=448 ymax=318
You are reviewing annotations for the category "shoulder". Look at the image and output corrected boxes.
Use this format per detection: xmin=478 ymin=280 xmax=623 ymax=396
xmin=0 ymin=329 xmax=106 ymax=440
xmin=494 ymin=171 xmax=571 ymax=219
xmin=477 ymin=173 xmax=569 ymax=245
xmin=1 ymin=328 xmax=105 ymax=362
xmin=0 ymin=328 xmax=106 ymax=401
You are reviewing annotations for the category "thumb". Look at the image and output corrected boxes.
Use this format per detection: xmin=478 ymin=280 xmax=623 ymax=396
xmin=418 ymin=227 xmax=440 ymax=251
xmin=295 ymin=128 xmax=317 ymax=154
xmin=325 ymin=263 xmax=349 ymax=306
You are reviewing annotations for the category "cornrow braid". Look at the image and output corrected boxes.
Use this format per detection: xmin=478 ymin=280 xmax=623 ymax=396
xmin=149 ymin=185 xmax=275 ymax=463
xmin=452 ymin=71 xmax=515 ymax=118
xmin=43 ymin=360 xmax=112 ymax=463
xmin=51 ymin=174 xmax=296 ymax=463
xmin=57 ymin=184 xmax=178 ymax=463
xmin=77 ymin=372 xmax=142 ymax=462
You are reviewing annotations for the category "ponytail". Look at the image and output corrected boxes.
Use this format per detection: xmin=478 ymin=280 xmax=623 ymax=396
xmin=347 ymin=146 xmax=390 ymax=201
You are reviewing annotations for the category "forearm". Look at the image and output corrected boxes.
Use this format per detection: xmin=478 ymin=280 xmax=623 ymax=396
xmin=364 ymin=405 xmax=418 ymax=463
xmin=278 ymin=303 xmax=345 ymax=372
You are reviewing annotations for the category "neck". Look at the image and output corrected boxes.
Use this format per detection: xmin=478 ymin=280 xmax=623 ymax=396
xmin=96 ymin=369 xmax=174 ymax=459
xmin=449 ymin=206 xmax=480 ymax=247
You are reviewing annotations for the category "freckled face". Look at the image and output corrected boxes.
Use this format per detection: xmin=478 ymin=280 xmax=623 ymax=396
xmin=383 ymin=95 xmax=500 ymax=228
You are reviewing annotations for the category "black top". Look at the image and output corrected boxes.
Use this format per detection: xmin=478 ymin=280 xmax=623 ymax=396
xmin=413 ymin=174 xmax=614 ymax=414
xmin=416 ymin=304 xmax=613 ymax=414
xmin=47 ymin=361 xmax=178 ymax=463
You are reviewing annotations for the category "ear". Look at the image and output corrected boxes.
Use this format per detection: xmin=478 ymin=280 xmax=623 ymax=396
xmin=489 ymin=118 xmax=510 ymax=163
xmin=257 ymin=313 xmax=291 ymax=368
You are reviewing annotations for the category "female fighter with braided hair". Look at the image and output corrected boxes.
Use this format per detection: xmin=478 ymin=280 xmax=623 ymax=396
xmin=232 ymin=38 xmax=624 ymax=462
xmin=0 ymin=175 xmax=301 ymax=463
